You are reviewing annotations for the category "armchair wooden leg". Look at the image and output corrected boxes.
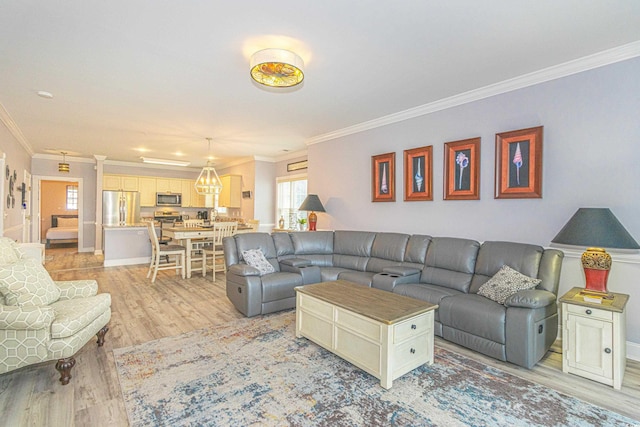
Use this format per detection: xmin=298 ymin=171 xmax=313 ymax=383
xmin=96 ymin=325 xmax=109 ymax=347
xmin=55 ymin=357 xmax=76 ymax=386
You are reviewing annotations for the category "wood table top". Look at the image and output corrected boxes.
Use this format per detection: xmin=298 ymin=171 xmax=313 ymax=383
xmin=559 ymin=286 xmax=629 ymax=313
xmin=295 ymin=280 xmax=437 ymax=325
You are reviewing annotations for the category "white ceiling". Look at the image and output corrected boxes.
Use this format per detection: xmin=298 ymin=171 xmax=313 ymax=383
xmin=1 ymin=1 xmax=640 ymax=168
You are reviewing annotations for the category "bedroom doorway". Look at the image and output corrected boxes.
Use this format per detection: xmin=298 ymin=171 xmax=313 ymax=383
xmin=32 ymin=176 xmax=83 ymax=251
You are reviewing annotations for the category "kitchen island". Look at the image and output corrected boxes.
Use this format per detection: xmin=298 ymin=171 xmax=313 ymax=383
xmin=103 ymin=224 xmax=151 ymax=267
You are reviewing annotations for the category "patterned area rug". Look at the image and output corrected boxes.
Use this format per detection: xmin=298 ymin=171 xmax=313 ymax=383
xmin=114 ymin=311 xmax=636 ymax=427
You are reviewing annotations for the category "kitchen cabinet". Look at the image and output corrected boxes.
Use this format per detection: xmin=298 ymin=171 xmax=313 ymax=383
xmin=156 ymin=178 xmax=182 ymax=193
xmin=103 ymin=175 xmax=139 ymax=191
xmin=138 ymin=177 xmax=157 ymax=207
xmin=560 ymin=287 xmax=628 ymax=389
xmin=218 ymin=174 xmax=242 ymax=208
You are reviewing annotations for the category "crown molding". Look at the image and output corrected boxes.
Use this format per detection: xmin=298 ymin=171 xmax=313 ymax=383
xmin=32 ymin=153 xmax=95 ymax=164
xmin=0 ymin=102 xmax=33 ymax=156
xmin=306 ymin=40 xmax=640 ymax=146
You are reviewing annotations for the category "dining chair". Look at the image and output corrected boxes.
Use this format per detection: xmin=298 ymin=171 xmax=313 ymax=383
xmin=146 ymin=222 xmax=186 ymax=283
xmin=203 ymin=221 xmax=237 ymax=281
xmin=181 ymin=219 xmax=208 ymax=275
xmin=247 ymin=219 xmax=260 ymax=231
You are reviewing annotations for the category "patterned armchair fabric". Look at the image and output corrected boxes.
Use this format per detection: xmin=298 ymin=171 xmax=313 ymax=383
xmin=0 ymin=238 xmax=111 ymax=385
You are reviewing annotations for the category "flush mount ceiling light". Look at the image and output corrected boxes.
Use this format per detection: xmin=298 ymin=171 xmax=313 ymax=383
xmin=194 ymin=138 xmax=223 ymax=195
xmin=250 ymin=48 xmax=304 ymax=87
xmin=58 ymin=152 xmax=70 ymax=173
xmin=141 ymin=157 xmax=191 ymax=167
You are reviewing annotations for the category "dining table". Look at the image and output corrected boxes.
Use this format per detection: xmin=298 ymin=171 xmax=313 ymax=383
xmin=162 ymin=226 xmax=215 ymax=278
xmin=162 ymin=224 xmax=254 ymax=278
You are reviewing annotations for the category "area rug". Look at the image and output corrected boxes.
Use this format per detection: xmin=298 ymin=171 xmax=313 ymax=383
xmin=114 ymin=311 xmax=637 ymax=427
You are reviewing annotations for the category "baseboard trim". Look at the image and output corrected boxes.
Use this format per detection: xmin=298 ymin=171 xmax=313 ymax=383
xmin=104 ymin=257 xmax=150 ymax=267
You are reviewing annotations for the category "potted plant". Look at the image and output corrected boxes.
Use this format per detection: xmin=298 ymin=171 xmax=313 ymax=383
xmin=297 ymin=218 xmax=307 ymax=231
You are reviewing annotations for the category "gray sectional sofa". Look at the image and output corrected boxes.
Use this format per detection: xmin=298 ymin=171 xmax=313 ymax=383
xmin=222 ymin=230 xmax=563 ymax=368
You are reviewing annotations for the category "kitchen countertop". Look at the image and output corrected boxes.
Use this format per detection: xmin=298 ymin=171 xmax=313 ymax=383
xmin=103 ymin=223 xmax=149 ymax=229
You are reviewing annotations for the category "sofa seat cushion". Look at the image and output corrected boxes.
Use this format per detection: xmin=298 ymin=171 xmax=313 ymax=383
xmin=0 ymin=258 xmax=61 ymax=306
xmin=393 ymin=284 xmax=463 ymax=322
xmin=439 ymin=294 xmax=506 ymax=344
xmin=338 ymin=271 xmax=376 ymax=287
xmin=260 ymin=273 xmax=303 ymax=303
xmin=49 ymin=293 xmax=111 ymax=339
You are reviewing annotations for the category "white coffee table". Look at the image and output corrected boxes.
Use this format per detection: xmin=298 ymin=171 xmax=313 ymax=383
xmin=295 ymin=280 xmax=438 ymax=389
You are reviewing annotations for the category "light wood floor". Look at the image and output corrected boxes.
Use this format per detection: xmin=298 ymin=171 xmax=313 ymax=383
xmin=1 ymin=247 xmax=639 ymax=426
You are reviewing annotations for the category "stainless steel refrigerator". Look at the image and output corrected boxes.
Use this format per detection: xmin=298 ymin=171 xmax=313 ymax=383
xmin=103 ymin=191 xmax=141 ymax=226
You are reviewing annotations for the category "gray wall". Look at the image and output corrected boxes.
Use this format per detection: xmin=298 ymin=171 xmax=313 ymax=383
xmin=308 ymin=57 xmax=640 ymax=349
xmin=0 ymin=123 xmax=31 ymax=241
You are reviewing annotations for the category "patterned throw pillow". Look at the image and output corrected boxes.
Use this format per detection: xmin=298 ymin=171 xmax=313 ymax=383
xmin=242 ymin=249 xmax=275 ymax=276
xmin=0 ymin=258 xmax=61 ymax=306
xmin=477 ymin=265 xmax=541 ymax=305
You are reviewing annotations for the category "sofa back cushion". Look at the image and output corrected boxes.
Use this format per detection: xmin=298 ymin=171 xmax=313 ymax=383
xmin=403 ymin=234 xmax=432 ymax=268
xmin=0 ymin=258 xmax=61 ymax=306
xmin=333 ymin=231 xmax=375 ymax=271
xmin=231 ymin=233 xmax=280 ymax=272
xmin=290 ymin=231 xmax=334 ymax=267
xmin=272 ymin=232 xmax=295 ymax=257
xmin=367 ymin=232 xmax=410 ymax=272
xmin=470 ymin=241 xmax=544 ymax=294
xmin=420 ymin=237 xmax=480 ymax=293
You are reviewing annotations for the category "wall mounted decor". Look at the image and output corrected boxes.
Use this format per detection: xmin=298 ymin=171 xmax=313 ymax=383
xmin=495 ymin=126 xmax=543 ymax=199
xmin=404 ymin=145 xmax=433 ymax=201
xmin=444 ymin=137 xmax=481 ymax=200
xmin=372 ymin=152 xmax=395 ymax=202
xmin=287 ymin=160 xmax=308 ymax=172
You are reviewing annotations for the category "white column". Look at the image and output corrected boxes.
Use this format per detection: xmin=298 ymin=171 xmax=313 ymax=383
xmin=94 ymin=155 xmax=106 ymax=255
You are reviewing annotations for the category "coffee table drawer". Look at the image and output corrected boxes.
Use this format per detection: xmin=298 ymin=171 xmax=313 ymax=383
xmin=394 ymin=312 xmax=432 ymax=343
xmin=393 ymin=334 xmax=429 ymax=377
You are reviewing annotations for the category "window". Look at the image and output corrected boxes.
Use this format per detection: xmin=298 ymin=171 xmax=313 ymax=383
xmin=276 ymin=175 xmax=307 ymax=229
xmin=66 ymin=185 xmax=78 ymax=210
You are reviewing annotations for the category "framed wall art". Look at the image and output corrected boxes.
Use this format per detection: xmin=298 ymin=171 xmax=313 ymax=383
xmin=495 ymin=126 xmax=543 ymax=199
xmin=404 ymin=145 xmax=433 ymax=201
xmin=443 ymin=137 xmax=480 ymax=200
xmin=372 ymin=152 xmax=395 ymax=202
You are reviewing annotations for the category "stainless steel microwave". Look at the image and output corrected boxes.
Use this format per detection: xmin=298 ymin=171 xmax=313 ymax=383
xmin=156 ymin=193 xmax=182 ymax=207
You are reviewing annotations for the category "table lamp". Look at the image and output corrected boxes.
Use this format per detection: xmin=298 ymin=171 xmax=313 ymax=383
xmin=551 ymin=208 xmax=639 ymax=296
xmin=298 ymin=194 xmax=326 ymax=231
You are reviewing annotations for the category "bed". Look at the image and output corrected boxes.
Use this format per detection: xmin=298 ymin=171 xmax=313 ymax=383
xmin=46 ymin=215 xmax=78 ymax=248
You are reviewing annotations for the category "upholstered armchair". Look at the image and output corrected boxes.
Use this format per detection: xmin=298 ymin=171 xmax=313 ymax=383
xmin=0 ymin=237 xmax=111 ymax=385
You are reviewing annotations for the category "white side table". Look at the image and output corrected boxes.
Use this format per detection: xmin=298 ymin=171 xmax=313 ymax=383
xmin=560 ymin=287 xmax=628 ymax=389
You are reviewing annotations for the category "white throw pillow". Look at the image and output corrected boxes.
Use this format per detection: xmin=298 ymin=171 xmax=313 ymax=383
xmin=242 ymin=249 xmax=275 ymax=276
xmin=477 ymin=265 xmax=541 ymax=305
xmin=0 ymin=258 xmax=61 ymax=306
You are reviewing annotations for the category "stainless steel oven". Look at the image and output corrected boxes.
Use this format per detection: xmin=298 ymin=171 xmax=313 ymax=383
xmin=156 ymin=193 xmax=182 ymax=207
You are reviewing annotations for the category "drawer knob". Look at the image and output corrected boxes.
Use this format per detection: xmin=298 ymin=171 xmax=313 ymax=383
xmin=605 ymin=348 xmax=612 ymax=354
xmin=411 ymin=324 xmax=417 ymax=330
xmin=410 ymin=348 xmax=416 ymax=354
xmin=585 ymin=309 xmax=592 ymax=315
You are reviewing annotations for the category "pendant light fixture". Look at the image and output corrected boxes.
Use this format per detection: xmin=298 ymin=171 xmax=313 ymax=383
xmin=58 ymin=152 xmax=70 ymax=173
xmin=194 ymin=138 xmax=223 ymax=195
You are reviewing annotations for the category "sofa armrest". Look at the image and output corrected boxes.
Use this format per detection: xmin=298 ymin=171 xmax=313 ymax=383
xmin=504 ymin=289 xmax=556 ymax=309
xmin=382 ymin=266 xmax=421 ymax=277
xmin=280 ymin=258 xmax=312 ymax=268
xmin=55 ymin=280 xmax=99 ymax=300
xmin=0 ymin=305 xmax=55 ymax=330
xmin=228 ymin=264 xmax=261 ymax=277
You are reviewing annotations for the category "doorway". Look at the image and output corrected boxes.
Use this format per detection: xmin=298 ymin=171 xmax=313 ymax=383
xmin=32 ymin=176 xmax=84 ymax=251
